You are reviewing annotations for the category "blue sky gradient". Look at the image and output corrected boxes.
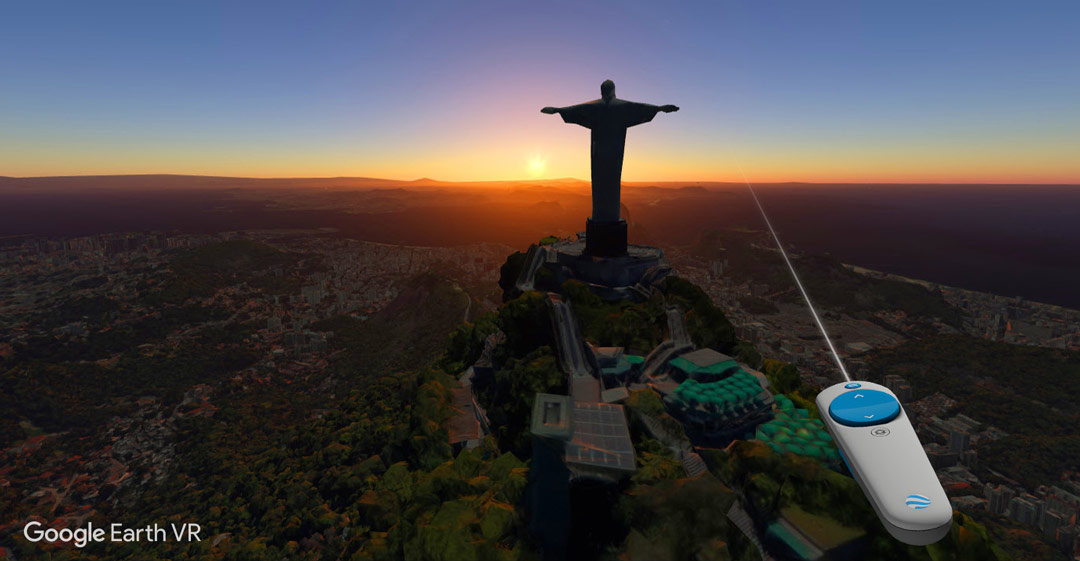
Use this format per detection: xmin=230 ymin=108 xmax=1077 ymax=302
xmin=2 ymin=0 xmax=1078 ymax=182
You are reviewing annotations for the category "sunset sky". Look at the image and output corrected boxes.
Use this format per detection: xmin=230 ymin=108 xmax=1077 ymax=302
xmin=2 ymin=1 xmax=1078 ymax=183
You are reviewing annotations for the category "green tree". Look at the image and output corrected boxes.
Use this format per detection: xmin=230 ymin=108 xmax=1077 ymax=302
xmin=474 ymin=347 xmax=565 ymax=459
xmin=494 ymin=291 xmax=554 ymax=360
xmin=497 ymin=249 xmax=529 ymax=302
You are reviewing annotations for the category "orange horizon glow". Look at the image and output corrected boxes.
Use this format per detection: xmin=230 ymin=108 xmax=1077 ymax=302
xmin=4 ymin=161 xmax=1077 ymax=186
xmin=4 ymin=118 xmax=1078 ymax=185
xmin=4 ymin=173 xmax=1077 ymax=186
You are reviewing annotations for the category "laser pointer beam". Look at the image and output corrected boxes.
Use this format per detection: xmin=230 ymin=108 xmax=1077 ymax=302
xmin=736 ymin=165 xmax=852 ymax=382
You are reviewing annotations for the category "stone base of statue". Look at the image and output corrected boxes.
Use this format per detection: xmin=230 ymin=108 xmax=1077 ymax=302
xmin=515 ymin=236 xmax=671 ymax=302
xmin=584 ymin=218 xmax=628 ymax=257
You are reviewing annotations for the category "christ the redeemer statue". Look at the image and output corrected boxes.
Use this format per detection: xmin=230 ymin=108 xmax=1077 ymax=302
xmin=542 ymin=79 xmax=678 ymax=257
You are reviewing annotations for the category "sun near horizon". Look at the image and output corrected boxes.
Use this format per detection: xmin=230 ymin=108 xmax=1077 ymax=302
xmin=527 ymin=156 xmax=546 ymax=178
xmin=2 ymin=2 xmax=1079 ymax=185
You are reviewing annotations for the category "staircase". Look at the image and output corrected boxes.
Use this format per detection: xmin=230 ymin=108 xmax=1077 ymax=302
xmin=665 ymin=305 xmax=690 ymax=347
xmin=727 ymin=500 xmax=777 ymax=561
xmin=642 ymin=341 xmax=694 ymax=378
xmin=514 ymin=245 xmax=547 ymax=292
xmin=681 ymin=451 xmax=708 ymax=478
xmin=547 ymin=293 xmax=600 ymax=401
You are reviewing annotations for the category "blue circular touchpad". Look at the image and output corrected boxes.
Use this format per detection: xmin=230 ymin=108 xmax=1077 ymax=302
xmin=829 ymin=389 xmax=900 ymax=427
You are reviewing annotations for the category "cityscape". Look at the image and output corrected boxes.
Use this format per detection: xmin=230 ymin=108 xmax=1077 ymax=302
xmin=2 ymin=226 xmax=1078 ymax=559
xmin=4 ymin=1 xmax=1080 ymax=559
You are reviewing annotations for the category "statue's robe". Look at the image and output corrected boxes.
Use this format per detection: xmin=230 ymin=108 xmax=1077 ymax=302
xmin=558 ymin=99 xmax=663 ymax=223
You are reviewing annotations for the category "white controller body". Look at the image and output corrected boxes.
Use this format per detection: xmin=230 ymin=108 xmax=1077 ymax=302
xmin=816 ymin=381 xmax=952 ymax=545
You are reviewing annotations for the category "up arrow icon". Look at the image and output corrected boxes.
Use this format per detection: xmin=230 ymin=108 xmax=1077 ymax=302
xmin=854 ymin=394 xmax=864 ymax=399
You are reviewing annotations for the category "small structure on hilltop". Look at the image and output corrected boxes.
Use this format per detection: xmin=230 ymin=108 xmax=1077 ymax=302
xmin=588 ymin=345 xmax=644 ymax=388
xmin=668 ymin=348 xmax=740 ymax=383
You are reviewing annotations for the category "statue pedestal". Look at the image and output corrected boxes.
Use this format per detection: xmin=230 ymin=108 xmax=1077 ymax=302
xmin=585 ymin=219 xmax=627 ymax=257
xmin=539 ymin=238 xmax=671 ymax=301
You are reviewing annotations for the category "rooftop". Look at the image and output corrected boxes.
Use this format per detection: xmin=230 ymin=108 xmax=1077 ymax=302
xmin=531 ymin=393 xmax=573 ymax=440
xmin=681 ymin=348 xmax=733 ymax=368
xmin=670 ymin=348 xmax=739 ymax=379
xmin=447 ymin=386 xmax=484 ymax=445
xmin=671 ymin=371 xmax=767 ymax=414
xmin=600 ymin=387 xmax=630 ymax=404
xmin=565 ymin=401 xmax=636 ymax=473
xmin=591 ymin=346 xmax=625 ymax=367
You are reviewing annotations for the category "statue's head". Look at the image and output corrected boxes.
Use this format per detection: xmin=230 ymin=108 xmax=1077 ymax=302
xmin=601 ymin=80 xmax=615 ymax=101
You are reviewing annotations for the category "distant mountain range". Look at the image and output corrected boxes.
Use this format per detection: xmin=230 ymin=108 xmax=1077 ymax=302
xmin=2 ymin=173 xmax=1074 ymax=192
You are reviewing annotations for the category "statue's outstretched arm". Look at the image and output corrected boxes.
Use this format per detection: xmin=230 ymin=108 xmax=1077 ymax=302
xmin=542 ymin=103 xmax=596 ymax=128
xmin=621 ymin=101 xmax=679 ymax=127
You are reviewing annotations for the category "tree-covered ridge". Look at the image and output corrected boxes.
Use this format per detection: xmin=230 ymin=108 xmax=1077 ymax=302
xmin=551 ymin=274 xmax=759 ymax=365
xmin=2 ymin=240 xmax=479 ymax=560
xmin=8 ymin=366 xmax=530 ymax=561
xmin=560 ymin=280 xmax=668 ymax=355
xmin=474 ymin=246 xmax=1009 ymax=560
xmin=663 ymin=276 xmax=760 ymax=365
xmin=704 ymin=441 xmax=1011 ymax=561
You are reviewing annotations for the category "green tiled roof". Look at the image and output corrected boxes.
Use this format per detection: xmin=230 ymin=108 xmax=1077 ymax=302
xmin=670 ymin=356 xmax=739 ymax=377
xmin=672 ymin=371 xmax=763 ymax=411
xmin=756 ymin=395 xmax=840 ymax=465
